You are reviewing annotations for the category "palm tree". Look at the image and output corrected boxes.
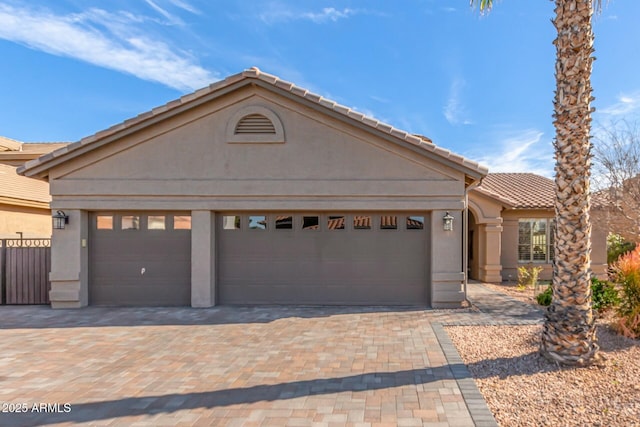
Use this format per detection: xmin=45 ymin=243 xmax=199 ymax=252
xmin=472 ymin=0 xmax=601 ymax=365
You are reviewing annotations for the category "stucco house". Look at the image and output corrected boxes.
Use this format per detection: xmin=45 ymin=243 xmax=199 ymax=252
xmin=468 ymin=173 xmax=608 ymax=282
xmin=0 ymin=136 xmax=68 ymax=238
xmin=17 ymin=68 xmax=607 ymax=308
xmin=19 ymin=68 xmax=489 ymax=309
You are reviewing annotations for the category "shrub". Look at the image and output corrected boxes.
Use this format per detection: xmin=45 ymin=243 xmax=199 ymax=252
xmin=611 ymin=244 xmax=640 ymax=339
xmin=518 ymin=265 xmax=544 ymax=289
xmin=536 ymin=285 xmax=552 ymax=306
xmin=535 ymin=278 xmax=620 ymax=312
xmin=590 ymin=277 xmax=620 ymax=313
xmin=607 ymin=233 xmax=636 ymax=265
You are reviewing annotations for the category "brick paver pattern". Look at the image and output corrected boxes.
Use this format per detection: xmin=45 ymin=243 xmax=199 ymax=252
xmin=0 ymin=283 xmax=529 ymax=426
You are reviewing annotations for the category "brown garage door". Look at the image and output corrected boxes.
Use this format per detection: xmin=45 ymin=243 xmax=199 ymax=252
xmin=218 ymin=213 xmax=429 ymax=305
xmin=89 ymin=212 xmax=191 ymax=306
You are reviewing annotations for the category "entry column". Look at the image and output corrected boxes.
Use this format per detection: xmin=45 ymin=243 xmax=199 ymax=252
xmin=191 ymin=211 xmax=216 ymax=307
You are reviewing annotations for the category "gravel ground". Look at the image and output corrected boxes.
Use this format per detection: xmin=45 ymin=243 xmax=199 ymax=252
xmin=447 ymin=284 xmax=640 ymax=427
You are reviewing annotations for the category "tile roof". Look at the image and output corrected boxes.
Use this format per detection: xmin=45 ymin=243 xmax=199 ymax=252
xmin=0 ymin=136 xmax=23 ymax=151
xmin=0 ymin=163 xmax=50 ymax=205
xmin=474 ymin=173 xmax=555 ymax=209
xmin=18 ymin=67 xmax=488 ymax=180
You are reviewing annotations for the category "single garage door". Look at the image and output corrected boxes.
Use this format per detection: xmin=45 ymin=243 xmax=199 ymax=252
xmin=218 ymin=213 xmax=429 ymax=305
xmin=89 ymin=212 xmax=191 ymax=306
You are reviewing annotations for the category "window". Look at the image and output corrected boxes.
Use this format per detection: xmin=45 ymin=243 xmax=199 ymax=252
xmin=518 ymin=219 xmax=555 ymax=263
xmin=275 ymin=215 xmax=293 ymax=230
xmin=96 ymin=215 xmax=113 ymax=230
xmin=122 ymin=215 xmax=140 ymax=230
xmin=380 ymin=216 xmax=398 ymax=230
xmin=406 ymin=216 xmax=424 ymax=230
xmin=302 ymin=216 xmax=319 ymax=230
xmin=148 ymin=216 xmax=165 ymax=230
xmin=327 ymin=215 xmax=345 ymax=230
xmin=249 ymin=215 xmax=267 ymax=230
xmin=353 ymin=215 xmax=372 ymax=230
xmin=174 ymin=216 xmax=191 ymax=230
xmin=223 ymin=215 xmax=241 ymax=230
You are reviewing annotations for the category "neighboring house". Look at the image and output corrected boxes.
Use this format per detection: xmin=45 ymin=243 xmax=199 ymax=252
xmin=19 ymin=68 xmax=487 ymax=309
xmin=590 ymin=175 xmax=640 ymax=244
xmin=468 ymin=173 xmax=608 ymax=282
xmin=0 ymin=136 xmax=68 ymax=238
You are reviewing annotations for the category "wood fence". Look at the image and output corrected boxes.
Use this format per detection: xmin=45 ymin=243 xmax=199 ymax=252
xmin=0 ymin=239 xmax=51 ymax=305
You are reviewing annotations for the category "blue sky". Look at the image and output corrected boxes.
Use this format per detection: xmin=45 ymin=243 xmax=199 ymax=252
xmin=1 ymin=0 xmax=638 ymax=177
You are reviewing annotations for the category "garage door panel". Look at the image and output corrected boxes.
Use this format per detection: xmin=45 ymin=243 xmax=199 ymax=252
xmin=89 ymin=213 xmax=191 ymax=306
xmin=219 ymin=213 xmax=428 ymax=305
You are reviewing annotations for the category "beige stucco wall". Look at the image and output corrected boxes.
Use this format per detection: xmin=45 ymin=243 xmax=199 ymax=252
xmin=501 ymin=209 xmax=607 ymax=282
xmin=467 ymin=192 xmax=503 ymax=283
xmin=43 ymin=85 xmax=473 ymax=308
xmin=0 ymin=203 xmax=52 ymax=238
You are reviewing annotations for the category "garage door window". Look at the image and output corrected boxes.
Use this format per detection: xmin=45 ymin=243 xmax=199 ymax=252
xmin=407 ymin=216 xmax=424 ymax=230
xmin=275 ymin=215 xmax=293 ymax=230
xmin=223 ymin=215 xmax=241 ymax=230
xmin=302 ymin=216 xmax=319 ymax=230
xmin=327 ymin=215 xmax=345 ymax=230
xmin=380 ymin=216 xmax=398 ymax=230
xmin=96 ymin=215 xmax=113 ymax=230
xmin=249 ymin=215 xmax=267 ymax=230
xmin=122 ymin=215 xmax=140 ymax=230
xmin=174 ymin=216 xmax=191 ymax=230
xmin=148 ymin=216 xmax=165 ymax=230
xmin=353 ymin=215 xmax=372 ymax=230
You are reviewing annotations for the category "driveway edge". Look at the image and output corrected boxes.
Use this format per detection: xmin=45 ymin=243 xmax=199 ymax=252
xmin=432 ymin=322 xmax=499 ymax=427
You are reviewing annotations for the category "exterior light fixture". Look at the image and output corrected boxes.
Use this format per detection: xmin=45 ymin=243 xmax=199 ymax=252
xmin=443 ymin=211 xmax=454 ymax=231
xmin=53 ymin=210 xmax=69 ymax=230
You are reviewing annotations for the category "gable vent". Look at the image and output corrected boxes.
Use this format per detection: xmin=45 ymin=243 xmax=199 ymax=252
xmin=234 ymin=114 xmax=276 ymax=135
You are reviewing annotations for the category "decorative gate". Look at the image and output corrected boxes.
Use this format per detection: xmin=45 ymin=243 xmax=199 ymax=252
xmin=0 ymin=238 xmax=51 ymax=305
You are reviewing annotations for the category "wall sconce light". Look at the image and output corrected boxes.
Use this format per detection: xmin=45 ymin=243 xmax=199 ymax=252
xmin=53 ymin=210 xmax=69 ymax=230
xmin=443 ymin=211 xmax=454 ymax=231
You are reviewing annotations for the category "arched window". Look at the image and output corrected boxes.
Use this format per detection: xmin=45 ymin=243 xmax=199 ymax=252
xmin=226 ymin=106 xmax=285 ymax=143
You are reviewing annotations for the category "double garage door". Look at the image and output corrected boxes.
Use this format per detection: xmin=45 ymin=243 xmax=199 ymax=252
xmin=219 ymin=213 xmax=429 ymax=305
xmin=89 ymin=212 xmax=429 ymax=306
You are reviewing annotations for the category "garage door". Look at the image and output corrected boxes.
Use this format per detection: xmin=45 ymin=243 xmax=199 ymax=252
xmin=218 ymin=213 xmax=429 ymax=305
xmin=89 ymin=212 xmax=191 ymax=306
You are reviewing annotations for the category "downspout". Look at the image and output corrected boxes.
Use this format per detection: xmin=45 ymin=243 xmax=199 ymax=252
xmin=464 ymin=178 xmax=482 ymax=304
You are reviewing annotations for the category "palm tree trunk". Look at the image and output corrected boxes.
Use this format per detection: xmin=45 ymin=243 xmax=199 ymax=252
xmin=540 ymin=0 xmax=600 ymax=365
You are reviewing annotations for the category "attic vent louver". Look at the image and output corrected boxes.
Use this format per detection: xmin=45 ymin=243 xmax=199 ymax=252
xmin=226 ymin=106 xmax=285 ymax=144
xmin=235 ymin=114 xmax=276 ymax=134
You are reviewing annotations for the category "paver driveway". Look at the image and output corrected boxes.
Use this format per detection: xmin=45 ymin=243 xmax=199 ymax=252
xmin=0 ymin=306 xmax=486 ymax=427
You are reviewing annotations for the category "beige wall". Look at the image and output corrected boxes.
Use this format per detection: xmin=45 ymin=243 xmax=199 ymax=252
xmin=43 ymin=85 xmax=473 ymax=308
xmin=501 ymin=209 xmax=607 ymax=282
xmin=467 ymin=192 xmax=503 ymax=283
xmin=0 ymin=203 xmax=52 ymax=238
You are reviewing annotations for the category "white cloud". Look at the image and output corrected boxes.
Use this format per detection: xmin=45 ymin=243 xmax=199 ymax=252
xmin=443 ymin=77 xmax=473 ymax=125
xmin=0 ymin=3 xmax=216 ymax=91
xmin=144 ymin=0 xmax=184 ymax=25
xmin=598 ymin=91 xmax=640 ymax=117
xmin=166 ymin=0 xmax=200 ymax=15
xmin=259 ymin=4 xmax=362 ymax=24
xmin=467 ymin=129 xmax=554 ymax=177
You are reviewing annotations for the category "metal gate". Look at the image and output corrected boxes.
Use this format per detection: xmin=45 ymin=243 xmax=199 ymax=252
xmin=0 ymin=238 xmax=51 ymax=305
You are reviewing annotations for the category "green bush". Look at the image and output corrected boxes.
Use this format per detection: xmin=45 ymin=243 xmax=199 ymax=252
xmin=536 ymin=285 xmax=552 ymax=306
xmin=607 ymin=233 xmax=636 ymax=265
xmin=535 ymin=278 xmax=620 ymax=311
xmin=590 ymin=277 xmax=620 ymax=312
